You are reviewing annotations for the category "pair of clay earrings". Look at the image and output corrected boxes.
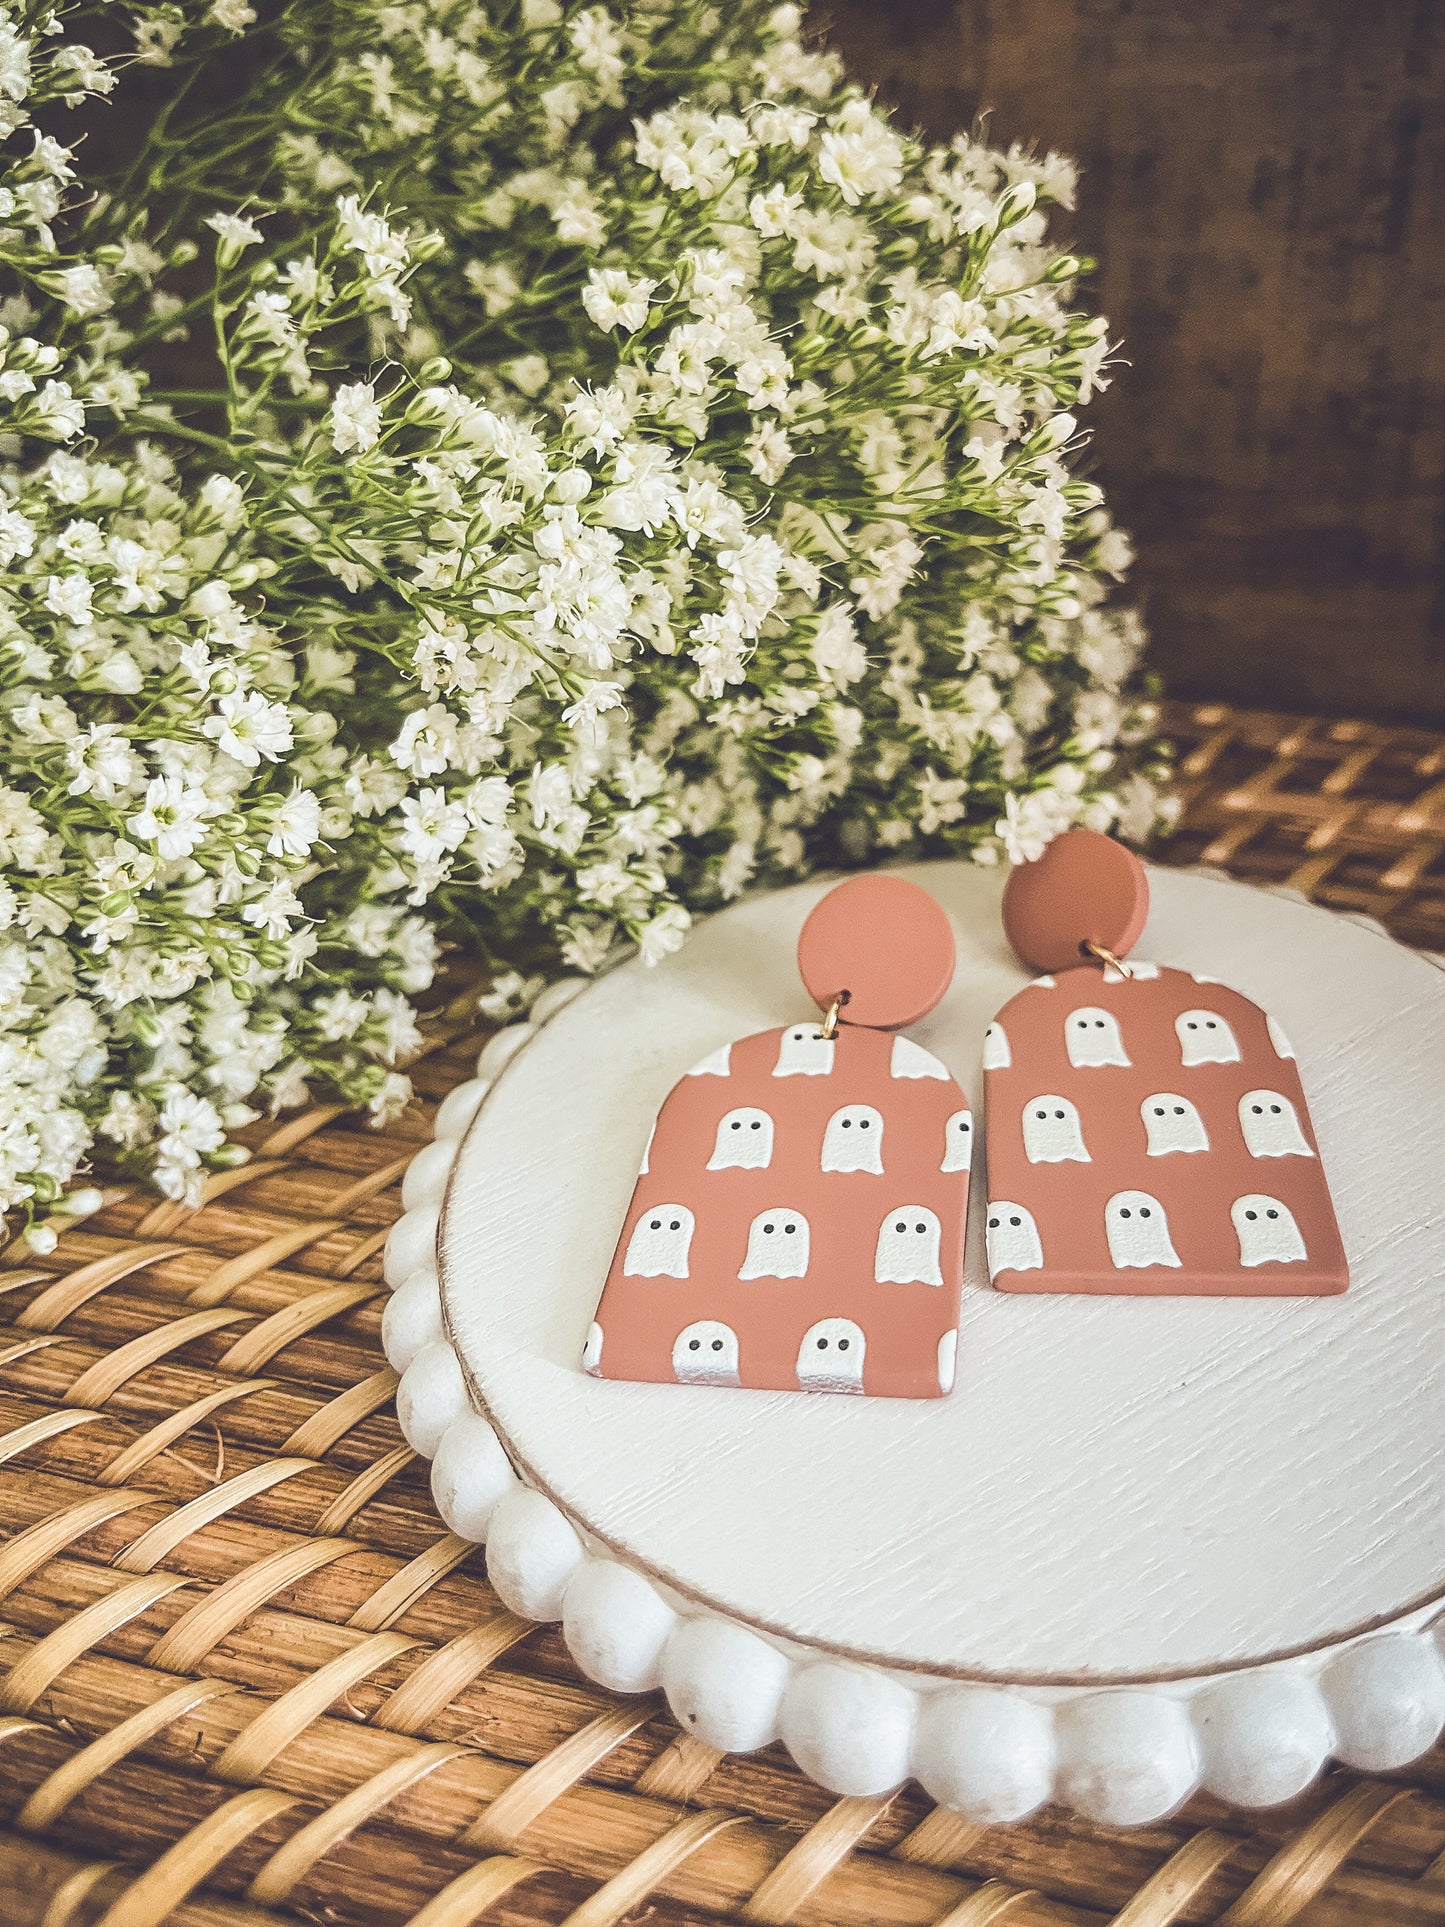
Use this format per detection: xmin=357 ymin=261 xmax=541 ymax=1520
xmin=587 ymin=831 xmax=1348 ymax=1403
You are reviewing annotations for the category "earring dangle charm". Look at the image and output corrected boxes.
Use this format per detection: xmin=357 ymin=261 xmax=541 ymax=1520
xmin=984 ymin=830 xmax=1349 ymax=1298
xmin=586 ymin=873 xmax=973 ymax=1398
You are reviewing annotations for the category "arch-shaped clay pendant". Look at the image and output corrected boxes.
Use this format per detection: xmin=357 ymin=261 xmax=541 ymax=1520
xmin=586 ymin=874 xmax=972 ymax=1397
xmin=985 ymin=831 xmax=1349 ymax=1296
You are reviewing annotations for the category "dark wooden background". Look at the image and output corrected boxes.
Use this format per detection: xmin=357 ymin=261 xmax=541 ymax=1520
xmin=828 ymin=0 xmax=1445 ymax=725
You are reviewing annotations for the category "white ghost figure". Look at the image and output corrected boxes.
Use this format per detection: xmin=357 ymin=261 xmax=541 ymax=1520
xmin=687 ymin=1042 xmax=732 ymax=1077
xmin=1232 ymin=1194 xmax=1308 ymax=1267
xmin=707 ymin=1106 xmax=775 ymax=1170
xmin=986 ymin=1202 xmax=1044 ymax=1278
xmin=773 ymin=1023 xmax=835 ymax=1078
xmin=891 ymin=1034 xmax=949 ymax=1080
xmin=874 ymin=1206 xmax=944 ymax=1286
xmin=623 ymin=1205 xmax=695 ymax=1278
xmin=582 ymin=1322 xmax=604 ymax=1374
xmin=1104 ymin=1190 xmax=1181 ymax=1269
xmin=938 ymin=1329 xmax=958 ymax=1395
xmin=941 ymin=1109 xmax=973 ymax=1173
xmin=738 ymin=1207 xmax=811 ymax=1279
xmin=820 ymin=1104 xmax=884 ymax=1174
xmin=982 ymin=1022 xmax=1011 ymax=1070
xmin=672 ymin=1320 xmax=741 ymax=1386
xmin=796 ymin=1318 xmax=866 ymax=1393
xmin=1176 ymin=1008 xmax=1242 ymax=1066
xmin=1267 ymin=1014 xmax=1296 ymax=1061
xmin=639 ymin=1121 xmax=654 ymax=1174
xmin=1141 ymin=1092 xmax=1211 ymax=1156
xmin=1064 ymin=1005 xmax=1132 ymax=1069
xmin=1022 ymin=1094 xmax=1091 ymax=1164
xmin=1239 ymin=1089 xmax=1314 ymax=1158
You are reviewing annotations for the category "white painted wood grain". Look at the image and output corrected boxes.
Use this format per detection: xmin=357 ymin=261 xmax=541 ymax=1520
xmin=440 ymin=863 xmax=1445 ymax=1684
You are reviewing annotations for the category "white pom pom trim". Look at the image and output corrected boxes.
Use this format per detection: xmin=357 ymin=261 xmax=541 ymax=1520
xmin=391 ymin=994 xmax=1445 ymax=1823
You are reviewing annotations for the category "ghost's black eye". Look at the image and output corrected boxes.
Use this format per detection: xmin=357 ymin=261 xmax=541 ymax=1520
xmin=711 ymin=1338 xmax=723 ymax=1350
xmin=1246 ymin=1210 xmax=1258 ymax=1221
xmin=1267 ymin=1209 xmax=1279 ymax=1220
xmin=1187 ymin=1021 xmax=1198 ymax=1030
xmin=895 ymin=1220 xmax=906 ymax=1232
xmin=816 ymin=1337 xmax=827 ymax=1350
xmin=988 ymin=1216 xmax=999 ymax=1228
xmin=860 ymin=1118 xmax=870 ymax=1128
xmin=670 ymin=1220 xmax=680 ymax=1231
xmin=1270 ymin=1104 xmax=1281 ymax=1114
xmin=1095 ymin=1020 xmax=1105 ymax=1028
xmin=1154 ymin=1106 xmax=1165 ymax=1115
xmin=841 ymin=1118 xmax=851 ymax=1128
xmin=763 ymin=1223 xmax=774 ymax=1234
xmin=649 ymin=1219 xmax=661 ymax=1229
xmin=838 ymin=1338 xmax=850 ymax=1350
xmin=689 ymin=1339 xmax=701 ymax=1351
xmin=750 ymin=1120 xmax=761 ymax=1130
xmin=1120 ymin=1208 xmax=1132 ymax=1219
xmin=1010 ymin=1215 xmax=1021 ymax=1226
xmin=730 ymin=1121 xmax=741 ymax=1130
xmin=1206 ymin=1021 xmax=1217 ymax=1029
xmin=1054 ymin=1109 xmax=1065 ymax=1119
xmin=784 ymin=1223 xmax=795 ymax=1234
xmin=916 ymin=1221 xmax=927 ymax=1233
xmin=1140 ymin=1207 xmax=1152 ymax=1217
xmin=1035 ymin=1110 xmax=1047 ymax=1119
xmin=1174 ymin=1106 xmax=1185 ymax=1115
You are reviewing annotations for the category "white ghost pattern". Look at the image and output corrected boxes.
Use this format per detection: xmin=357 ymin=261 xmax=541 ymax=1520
xmin=1232 ymin=1194 xmax=1308 ymax=1267
xmin=1065 ymin=1005 xmax=1132 ymax=1068
xmin=672 ymin=1320 xmax=741 ymax=1385
xmin=820 ymin=1105 xmax=884 ymax=1173
xmin=941 ymin=1109 xmax=973 ymax=1172
xmin=1141 ymin=1092 xmax=1210 ymax=1156
xmin=738 ymin=1207 xmax=811 ymax=1279
xmin=623 ymin=1205 xmax=695 ymax=1278
xmin=986 ymin=1202 xmax=1044 ymax=1278
xmin=874 ymin=1207 xmax=944 ymax=1285
xmin=982 ymin=1022 xmax=1011 ymax=1070
xmin=1239 ymin=1089 xmax=1314 ymax=1158
xmin=796 ymin=1318 xmax=866 ymax=1393
xmin=707 ymin=1106 xmax=775 ymax=1170
xmin=1267 ymin=1014 xmax=1296 ymax=1060
xmin=582 ymin=1322 xmax=604 ymax=1374
xmin=773 ymin=1023 xmax=835 ymax=1077
xmin=1022 ymin=1094 xmax=1090 ymax=1164
xmin=1176 ymin=1008 xmax=1242 ymax=1066
xmin=891 ymin=1034 xmax=949 ymax=1080
xmin=938 ymin=1329 xmax=958 ymax=1395
xmin=1105 ymin=1190 xmax=1181 ymax=1268
xmin=687 ymin=1042 xmax=732 ymax=1077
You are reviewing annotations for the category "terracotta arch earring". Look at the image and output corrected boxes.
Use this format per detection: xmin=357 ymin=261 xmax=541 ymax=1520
xmin=983 ymin=830 xmax=1348 ymax=1297
xmin=586 ymin=873 xmax=972 ymax=1399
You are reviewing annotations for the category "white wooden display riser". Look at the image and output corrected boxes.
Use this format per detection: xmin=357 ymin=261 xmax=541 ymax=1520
xmin=382 ymin=862 xmax=1445 ymax=1826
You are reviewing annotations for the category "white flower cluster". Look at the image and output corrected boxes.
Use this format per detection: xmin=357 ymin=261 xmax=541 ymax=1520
xmin=0 ymin=0 xmax=1167 ymax=1238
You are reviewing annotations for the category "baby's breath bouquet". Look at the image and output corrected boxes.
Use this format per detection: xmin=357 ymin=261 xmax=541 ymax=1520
xmin=0 ymin=0 xmax=1167 ymax=1240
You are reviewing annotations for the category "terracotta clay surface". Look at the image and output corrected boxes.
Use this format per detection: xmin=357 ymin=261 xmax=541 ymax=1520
xmin=796 ymin=872 xmax=957 ymax=1030
xmin=1001 ymin=828 xmax=1150 ymax=974
xmin=985 ymin=964 xmax=1348 ymax=1296
xmin=590 ymin=1021 xmax=971 ymax=1399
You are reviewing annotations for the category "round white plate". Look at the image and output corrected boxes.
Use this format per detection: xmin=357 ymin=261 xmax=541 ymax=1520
xmin=387 ymin=862 xmax=1445 ymax=1823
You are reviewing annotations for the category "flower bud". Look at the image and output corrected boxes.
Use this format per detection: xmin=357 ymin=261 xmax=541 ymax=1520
xmin=59 ymin=1188 xmax=104 ymax=1217
xmin=23 ymin=1220 xmax=58 ymax=1256
xmin=1045 ymin=254 xmax=1083 ymax=283
xmin=552 ymin=467 xmax=591 ymax=503
xmin=418 ymin=357 xmax=452 ymax=383
xmin=994 ymin=179 xmax=1037 ymax=229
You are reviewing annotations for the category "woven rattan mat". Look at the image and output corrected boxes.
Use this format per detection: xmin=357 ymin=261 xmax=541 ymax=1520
xmin=2 ymin=698 xmax=1444 ymax=1927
